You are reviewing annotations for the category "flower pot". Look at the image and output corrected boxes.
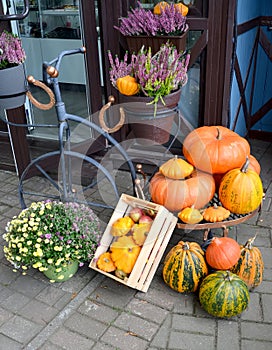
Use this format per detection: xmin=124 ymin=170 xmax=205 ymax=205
xmin=119 ymin=89 xmax=181 ymax=145
xmin=125 ymin=28 xmax=188 ymax=54
xmin=43 ymin=261 xmax=79 ymax=282
xmin=0 ymin=64 xmax=26 ymax=110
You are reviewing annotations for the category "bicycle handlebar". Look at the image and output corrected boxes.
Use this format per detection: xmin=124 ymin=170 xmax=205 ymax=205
xmin=43 ymin=47 xmax=86 ymax=83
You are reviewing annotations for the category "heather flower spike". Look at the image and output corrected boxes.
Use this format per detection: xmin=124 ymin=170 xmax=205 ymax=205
xmin=114 ymin=1 xmax=188 ymax=37
xmin=0 ymin=31 xmax=26 ymax=70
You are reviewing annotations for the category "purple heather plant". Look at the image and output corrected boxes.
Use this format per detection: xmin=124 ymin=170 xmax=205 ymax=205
xmin=108 ymin=42 xmax=190 ymax=114
xmin=0 ymin=31 xmax=26 ymax=70
xmin=114 ymin=1 xmax=188 ymax=37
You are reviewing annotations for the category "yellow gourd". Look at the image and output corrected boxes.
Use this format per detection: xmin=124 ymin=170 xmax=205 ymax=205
xmin=159 ymin=155 xmax=194 ymax=179
xmin=110 ymin=216 xmax=134 ymax=236
xmin=178 ymin=206 xmax=203 ymax=224
xmin=110 ymin=236 xmax=141 ymax=274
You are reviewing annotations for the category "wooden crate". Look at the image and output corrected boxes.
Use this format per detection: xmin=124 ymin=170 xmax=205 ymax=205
xmin=89 ymin=194 xmax=177 ymax=292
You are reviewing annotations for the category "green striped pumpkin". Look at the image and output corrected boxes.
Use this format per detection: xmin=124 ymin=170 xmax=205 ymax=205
xmin=231 ymin=235 xmax=264 ymax=289
xmin=199 ymin=270 xmax=249 ymax=318
xmin=163 ymin=241 xmax=208 ymax=293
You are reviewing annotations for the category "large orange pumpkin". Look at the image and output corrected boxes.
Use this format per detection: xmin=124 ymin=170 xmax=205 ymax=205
xmin=182 ymin=126 xmax=250 ymax=174
xmin=153 ymin=1 xmax=169 ymax=15
xmin=149 ymin=170 xmax=215 ymax=212
xmin=213 ymin=154 xmax=261 ymax=190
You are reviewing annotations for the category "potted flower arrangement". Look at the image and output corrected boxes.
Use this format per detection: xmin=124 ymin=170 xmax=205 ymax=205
xmin=0 ymin=30 xmax=27 ymax=109
xmin=108 ymin=42 xmax=190 ymax=144
xmin=114 ymin=1 xmax=189 ymax=54
xmin=3 ymin=200 xmax=102 ymax=282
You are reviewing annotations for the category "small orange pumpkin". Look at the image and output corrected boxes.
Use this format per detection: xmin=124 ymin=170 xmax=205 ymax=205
xmin=116 ymin=75 xmax=139 ymax=96
xmin=205 ymin=237 xmax=241 ymax=270
xmin=153 ymin=1 xmax=169 ymax=15
xmin=203 ymin=204 xmax=230 ymax=223
xmin=174 ymin=3 xmax=189 ymax=16
xmin=97 ymin=252 xmax=116 ymax=272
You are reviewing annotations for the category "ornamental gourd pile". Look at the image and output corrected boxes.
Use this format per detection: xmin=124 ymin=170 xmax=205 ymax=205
xmin=96 ymin=207 xmax=155 ymax=280
xmin=162 ymin=235 xmax=264 ymax=318
xmin=149 ymin=126 xmax=263 ymax=224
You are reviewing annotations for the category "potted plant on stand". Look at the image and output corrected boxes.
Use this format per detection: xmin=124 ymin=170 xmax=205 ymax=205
xmin=114 ymin=1 xmax=189 ymax=54
xmin=108 ymin=42 xmax=190 ymax=144
xmin=3 ymin=200 xmax=102 ymax=282
xmin=0 ymin=30 xmax=27 ymax=109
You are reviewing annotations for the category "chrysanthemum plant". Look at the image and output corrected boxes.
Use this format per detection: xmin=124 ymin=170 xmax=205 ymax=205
xmin=3 ymin=200 xmax=102 ymax=281
xmin=0 ymin=30 xmax=26 ymax=70
xmin=108 ymin=42 xmax=190 ymax=115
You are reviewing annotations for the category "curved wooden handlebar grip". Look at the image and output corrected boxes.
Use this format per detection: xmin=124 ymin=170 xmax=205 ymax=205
xmin=46 ymin=66 xmax=59 ymax=78
xmin=98 ymin=95 xmax=125 ymax=133
xmin=26 ymin=76 xmax=55 ymax=110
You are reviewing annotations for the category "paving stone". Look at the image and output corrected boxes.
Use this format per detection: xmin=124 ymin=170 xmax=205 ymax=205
xmin=168 ymin=330 xmax=214 ymax=350
xmin=241 ymin=292 xmax=263 ymax=322
xmin=114 ymin=312 xmax=160 ymax=341
xmin=1 ymin=291 xmax=31 ymax=313
xmin=89 ymin=278 xmax=135 ymax=309
xmin=0 ymin=306 xmax=13 ymax=326
xmin=217 ymin=319 xmax=239 ymax=350
xmin=0 ymin=334 xmax=22 ymax=350
xmin=101 ymin=326 xmax=149 ymax=350
xmin=64 ymin=311 xmax=108 ymax=340
xmin=90 ymin=342 xmax=115 ymax=350
xmin=171 ymin=314 xmax=216 ymax=335
xmin=261 ymin=294 xmax=272 ymax=323
xmin=241 ymin=322 xmax=272 ymax=342
xmin=9 ymin=274 xmax=46 ymax=298
xmin=150 ymin=314 xmax=171 ymax=349
xmin=0 ymin=263 xmax=18 ymax=285
xmin=78 ymin=298 xmax=119 ymax=323
xmin=0 ymin=315 xmax=42 ymax=344
xmin=39 ymin=341 xmax=63 ymax=350
xmin=242 ymin=339 xmax=272 ymax=350
xmin=49 ymin=327 xmax=94 ymax=350
xmin=35 ymin=285 xmax=67 ymax=306
xmin=126 ymin=297 xmax=169 ymax=324
xmin=19 ymin=299 xmax=59 ymax=325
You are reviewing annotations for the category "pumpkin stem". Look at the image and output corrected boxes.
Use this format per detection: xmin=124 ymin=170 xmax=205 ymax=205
xmin=216 ymin=127 xmax=221 ymax=140
xmin=244 ymin=234 xmax=257 ymax=249
xmin=241 ymin=156 xmax=250 ymax=173
xmin=224 ymin=270 xmax=232 ymax=281
xmin=183 ymin=242 xmax=190 ymax=250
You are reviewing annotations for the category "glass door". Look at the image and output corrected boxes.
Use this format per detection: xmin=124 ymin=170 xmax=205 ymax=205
xmin=15 ymin=0 xmax=91 ymax=143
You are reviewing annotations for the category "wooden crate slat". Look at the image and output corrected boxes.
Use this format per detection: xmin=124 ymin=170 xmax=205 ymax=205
xmin=138 ymin=217 xmax=177 ymax=292
xmin=133 ymin=214 xmax=176 ymax=291
xmin=127 ymin=206 xmax=168 ymax=284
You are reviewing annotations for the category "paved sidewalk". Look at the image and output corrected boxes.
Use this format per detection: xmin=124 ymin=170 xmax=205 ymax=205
xmin=0 ymin=138 xmax=271 ymax=350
